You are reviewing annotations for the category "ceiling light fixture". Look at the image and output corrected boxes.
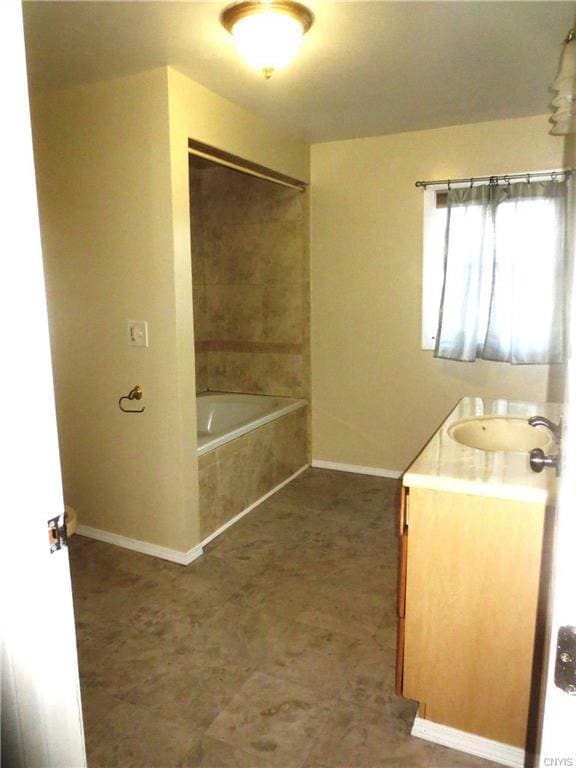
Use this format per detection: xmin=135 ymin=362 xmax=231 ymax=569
xmin=221 ymin=0 xmax=313 ymax=80
xmin=550 ymin=28 xmax=576 ymax=135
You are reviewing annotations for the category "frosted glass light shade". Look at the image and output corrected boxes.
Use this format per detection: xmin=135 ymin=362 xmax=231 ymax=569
xmin=233 ymin=12 xmax=303 ymax=74
xmin=221 ymin=1 xmax=313 ymax=78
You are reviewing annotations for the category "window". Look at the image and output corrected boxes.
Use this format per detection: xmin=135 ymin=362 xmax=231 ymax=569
xmin=421 ymin=176 xmax=568 ymax=364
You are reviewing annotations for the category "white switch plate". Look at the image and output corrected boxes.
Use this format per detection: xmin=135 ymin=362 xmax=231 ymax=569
xmin=127 ymin=320 xmax=149 ymax=347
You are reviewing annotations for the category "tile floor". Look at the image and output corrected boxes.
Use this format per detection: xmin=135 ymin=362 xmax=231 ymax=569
xmin=70 ymin=468 xmax=500 ymax=768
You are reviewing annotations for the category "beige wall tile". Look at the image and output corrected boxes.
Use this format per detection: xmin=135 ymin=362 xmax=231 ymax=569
xmin=198 ymin=409 xmax=307 ymax=541
xmin=204 ymin=224 xmax=261 ymax=286
xmin=208 ymin=351 xmax=260 ymax=394
xmin=263 ymin=188 xmax=303 ymax=223
xmin=216 ymin=445 xmax=252 ymax=525
xmin=198 ymin=444 xmax=218 ymax=469
xmin=243 ymin=424 xmax=276 ymax=502
xmin=192 ymin=285 xmax=207 ymax=341
xmin=205 ymin=285 xmax=263 ymax=342
xmin=198 ymin=461 xmax=219 ymax=540
xmin=189 ymin=168 xmax=204 ymax=285
xmin=195 ymin=351 xmax=208 ymax=394
xmin=259 ymin=221 xmax=303 ymax=285
xmin=255 ymin=353 xmax=306 ymax=397
xmin=262 ymin=286 xmax=303 ymax=344
xmin=190 ymin=161 xmax=309 ymax=400
xmin=272 ymin=408 xmax=307 ymax=485
xmin=207 ymin=351 xmax=305 ymax=396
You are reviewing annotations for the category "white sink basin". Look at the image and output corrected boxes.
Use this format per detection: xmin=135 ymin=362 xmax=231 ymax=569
xmin=448 ymin=416 xmax=553 ymax=453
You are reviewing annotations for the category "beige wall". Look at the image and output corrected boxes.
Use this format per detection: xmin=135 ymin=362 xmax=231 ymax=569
xmin=31 ymin=68 xmax=197 ymax=551
xmin=31 ymin=65 xmax=310 ymax=553
xmin=190 ymin=162 xmax=309 ymax=398
xmin=311 ymin=115 xmax=566 ymax=473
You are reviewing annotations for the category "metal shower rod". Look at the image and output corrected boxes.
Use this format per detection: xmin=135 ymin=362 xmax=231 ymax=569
xmin=415 ymin=169 xmax=573 ymax=189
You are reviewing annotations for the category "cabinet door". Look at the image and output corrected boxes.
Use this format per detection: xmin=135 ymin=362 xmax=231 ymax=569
xmin=395 ymin=486 xmax=409 ymax=695
xmin=402 ymin=487 xmax=545 ymax=747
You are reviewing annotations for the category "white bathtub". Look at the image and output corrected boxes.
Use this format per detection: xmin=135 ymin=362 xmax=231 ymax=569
xmin=197 ymin=392 xmax=307 ymax=455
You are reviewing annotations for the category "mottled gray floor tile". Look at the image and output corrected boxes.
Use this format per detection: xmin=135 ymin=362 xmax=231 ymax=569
xmin=117 ymin=657 xmax=253 ymax=730
xmin=205 ymin=527 xmax=294 ymax=578
xmin=163 ymin=554 xmax=253 ymax=610
xmin=71 ymin=468 xmax=492 ymax=768
xmin=303 ymin=699 xmax=429 ymax=768
xmin=260 ymin=622 xmax=363 ymax=698
xmin=84 ymin=687 xmax=201 ymax=768
xmin=206 ymin=671 xmax=329 ymax=768
xmin=239 ymin=572 xmax=319 ymax=621
xmin=276 ymin=468 xmax=360 ymax=509
xmin=340 ymin=634 xmax=398 ymax=708
xmin=426 ymin=743 xmax=504 ymax=767
xmin=190 ymin=735 xmax=270 ymax=768
xmin=294 ymin=582 xmax=393 ymax=640
xmin=181 ymin=597 xmax=298 ymax=670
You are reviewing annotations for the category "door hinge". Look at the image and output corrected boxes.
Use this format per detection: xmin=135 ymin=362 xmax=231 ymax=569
xmin=48 ymin=512 xmax=68 ymax=554
xmin=555 ymin=625 xmax=576 ymax=695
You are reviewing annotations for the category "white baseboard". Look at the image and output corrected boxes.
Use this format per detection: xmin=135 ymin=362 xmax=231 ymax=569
xmin=311 ymin=459 xmax=401 ymax=479
xmin=75 ymin=464 xmax=309 ymax=565
xmin=411 ymin=716 xmax=525 ymax=768
xmin=76 ymin=525 xmax=204 ymax=566
xmin=199 ymin=464 xmax=309 ymax=548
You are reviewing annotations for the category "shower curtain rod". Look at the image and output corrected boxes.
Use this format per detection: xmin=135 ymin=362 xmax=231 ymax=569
xmin=188 ymin=138 xmax=307 ymax=192
xmin=415 ymin=169 xmax=573 ymax=189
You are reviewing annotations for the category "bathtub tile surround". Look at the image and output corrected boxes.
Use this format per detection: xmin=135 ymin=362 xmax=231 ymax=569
xmin=198 ymin=404 xmax=307 ymax=541
xmin=208 ymin=348 xmax=306 ymax=398
xmin=189 ymin=160 xmax=310 ymax=400
xmin=190 ymin=160 xmax=208 ymax=394
xmin=71 ymin=469 xmax=499 ymax=768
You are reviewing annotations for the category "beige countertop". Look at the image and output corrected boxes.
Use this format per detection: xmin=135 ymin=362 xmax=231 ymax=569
xmin=403 ymin=397 xmax=561 ymax=503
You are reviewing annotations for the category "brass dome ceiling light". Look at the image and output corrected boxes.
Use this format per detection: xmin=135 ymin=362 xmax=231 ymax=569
xmin=221 ymin=0 xmax=314 ymax=79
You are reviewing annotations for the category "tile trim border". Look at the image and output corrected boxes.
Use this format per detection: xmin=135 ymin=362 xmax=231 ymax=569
xmin=196 ymin=340 xmax=304 ymax=355
xmin=199 ymin=464 xmax=309 ymax=548
xmin=311 ymin=459 xmax=402 ymax=479
xmin=411 ymin=716 xmax=525 ymax=768
xmin=75 ymin=525 xmax=204 ymax=566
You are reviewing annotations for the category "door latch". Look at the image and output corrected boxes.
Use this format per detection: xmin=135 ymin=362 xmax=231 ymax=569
xmin=48 ymin=512 xmax=68 ymax=554
xmin=554 ymin=625 xmax=576 ymax=695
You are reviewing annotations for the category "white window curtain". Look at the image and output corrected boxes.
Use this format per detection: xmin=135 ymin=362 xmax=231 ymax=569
xmin=434 ymin=179 xmax=568 ymax=364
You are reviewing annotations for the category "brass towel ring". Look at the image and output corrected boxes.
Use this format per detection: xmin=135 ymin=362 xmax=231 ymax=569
xmin=119 ymin=386 xmax=145 ymax=414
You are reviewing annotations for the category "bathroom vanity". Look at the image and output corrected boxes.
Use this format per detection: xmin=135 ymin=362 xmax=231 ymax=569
xmin=396 ymin=397 xmax=560 ymax=758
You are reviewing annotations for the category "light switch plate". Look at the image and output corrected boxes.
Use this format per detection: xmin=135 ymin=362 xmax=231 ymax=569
xmin=127 ymin=320 xmax=149 ymax=347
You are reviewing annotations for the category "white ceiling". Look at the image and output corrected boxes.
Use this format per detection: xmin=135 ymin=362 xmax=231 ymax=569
xmin=22 ymin=1 xmax=576 ymax=143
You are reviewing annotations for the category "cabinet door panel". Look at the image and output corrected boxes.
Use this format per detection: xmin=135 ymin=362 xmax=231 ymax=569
xmin=402 ymin=487 xmax=545 ymax=748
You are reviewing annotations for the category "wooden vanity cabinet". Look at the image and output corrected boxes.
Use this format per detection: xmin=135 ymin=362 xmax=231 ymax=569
xmin=395 ymin=484 xmax=546 ymax=748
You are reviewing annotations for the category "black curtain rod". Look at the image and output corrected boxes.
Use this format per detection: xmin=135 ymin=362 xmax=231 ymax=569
xmin=415 ymin=169 xmax=573 ymax=189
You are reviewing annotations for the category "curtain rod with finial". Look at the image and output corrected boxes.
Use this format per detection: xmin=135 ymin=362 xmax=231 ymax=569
xmin=415 ymin=169 xmax=573 ymax=189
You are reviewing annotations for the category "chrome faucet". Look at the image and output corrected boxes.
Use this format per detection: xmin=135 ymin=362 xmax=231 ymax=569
xmin=528 ymin=415 xmax=562 ymax=443
xmin=528 ymin=415 xmax=562 ymax=476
